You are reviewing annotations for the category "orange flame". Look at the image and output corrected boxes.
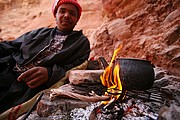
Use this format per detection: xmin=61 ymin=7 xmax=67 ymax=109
xmin=100 ymin=45 xmax=123 ymax=105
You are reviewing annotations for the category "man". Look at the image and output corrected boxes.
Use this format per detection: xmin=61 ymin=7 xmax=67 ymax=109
xmin=0 ymin=0 xmax=90 ymax=113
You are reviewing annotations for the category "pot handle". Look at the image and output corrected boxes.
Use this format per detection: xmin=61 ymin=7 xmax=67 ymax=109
xmin=151 ymin=63 xmax=155 ymax=68
xmin=99 ymin=57 xmax=109 ymax=69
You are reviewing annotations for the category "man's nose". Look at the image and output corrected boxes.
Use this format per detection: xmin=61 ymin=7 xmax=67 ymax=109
xmin=64 ymin=12 xmax=70 ymax=18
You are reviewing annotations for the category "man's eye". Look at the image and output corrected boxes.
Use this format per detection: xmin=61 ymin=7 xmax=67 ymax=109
xmin=59 ymin=9 xmax=66 ymax=14
xmin=70 ymin=11 xmax=78 ymax=17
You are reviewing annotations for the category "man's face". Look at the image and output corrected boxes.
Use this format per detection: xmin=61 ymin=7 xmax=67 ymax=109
xmin=56 ymin=3 xmax=79 ymax=32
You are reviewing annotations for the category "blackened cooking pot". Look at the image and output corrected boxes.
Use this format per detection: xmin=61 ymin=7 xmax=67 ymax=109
xmin=99 ymin=57 xmax=155 ymax=90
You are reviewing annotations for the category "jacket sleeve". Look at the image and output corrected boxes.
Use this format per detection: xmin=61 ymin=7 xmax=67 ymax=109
xmin=0 ymin=28 xmax=44 ymax=58
xmin=0 ymin=40 xmax=21 ymax=57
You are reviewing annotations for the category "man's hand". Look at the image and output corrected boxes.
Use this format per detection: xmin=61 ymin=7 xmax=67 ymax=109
xmin=17 ymin=67 xmax=48 ymax=88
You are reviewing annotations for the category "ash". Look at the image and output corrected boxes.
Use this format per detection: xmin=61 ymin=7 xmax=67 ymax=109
xmin=70 ymin=98 xmax=158 ymax=120
xmin=121 ymin=99 xmax=158 ymax=120
xmin=70 ymin=102 xmax=101 ymax=120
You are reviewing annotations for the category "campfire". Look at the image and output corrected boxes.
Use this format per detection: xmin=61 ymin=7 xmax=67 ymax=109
xmin=19 ymin=46 xmax=180 ymax=120
xmin=86 ymin=45 xmax=159 ymax=120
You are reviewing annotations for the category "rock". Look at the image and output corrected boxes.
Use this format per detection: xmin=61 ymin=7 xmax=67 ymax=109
xmin=158 ymin=101 xmax=180 ymax=120
xmin=36 ymin=83 xmax=106 ymax=117
xmin=36 ymin=91 xmax=91 ymax=117
xmin=68 ymin=70 xmax=104 ymax=85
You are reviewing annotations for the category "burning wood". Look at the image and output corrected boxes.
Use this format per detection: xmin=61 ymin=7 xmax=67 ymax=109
xmin=103 ymin=98 xmax=116 ymax=109
xmin=88 ymin=97 xmax=159 ymax=120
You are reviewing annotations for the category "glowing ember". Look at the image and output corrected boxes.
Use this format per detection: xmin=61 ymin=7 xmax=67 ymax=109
xmin=100 ymin=45 xmax=125 ymax=105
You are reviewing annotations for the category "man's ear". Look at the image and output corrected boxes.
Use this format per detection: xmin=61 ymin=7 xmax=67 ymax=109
xmin=55 ymin=13 xmax=57 ymax=21
xmin=55 ymin=15 xmax=58 ymax=21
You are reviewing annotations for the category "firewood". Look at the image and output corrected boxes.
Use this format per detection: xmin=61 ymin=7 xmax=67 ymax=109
xmin=50 ymin=89 xmax=110 ymax=102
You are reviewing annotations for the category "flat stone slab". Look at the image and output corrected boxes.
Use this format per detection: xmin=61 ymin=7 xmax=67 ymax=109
xmin=36 ymin=83 xmax=106 ymax=117
xmin=68 ymin=70 xmax=104 ymax=85
xmin=36 ymin=91 xmax=91 ymax=117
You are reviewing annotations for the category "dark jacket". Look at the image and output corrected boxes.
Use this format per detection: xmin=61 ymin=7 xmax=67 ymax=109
xmin=0 ymin=27 xmax=90 ymax=87
xmin=0 ymin=27 xmax=90 ymax=113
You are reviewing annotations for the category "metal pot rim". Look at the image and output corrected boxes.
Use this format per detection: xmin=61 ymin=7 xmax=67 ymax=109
xmin=116 ymin=58 xmax=151 ymax=63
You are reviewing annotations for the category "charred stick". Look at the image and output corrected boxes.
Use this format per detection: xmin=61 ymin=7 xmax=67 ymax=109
xmin=99 ymin=57 xmax=109 ymax=69
xmin=103 ymin=98 xmax=116 ymax=110
xmin=21 ymin=92 xmax=44 ymax=120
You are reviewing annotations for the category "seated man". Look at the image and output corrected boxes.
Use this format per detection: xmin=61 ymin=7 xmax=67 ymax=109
xmin=0 ymin=0 xmax=90 ymax=113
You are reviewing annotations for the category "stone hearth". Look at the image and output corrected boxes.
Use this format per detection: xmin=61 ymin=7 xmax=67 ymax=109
xmin=17 ymin=64 xmax=180 ymax=120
